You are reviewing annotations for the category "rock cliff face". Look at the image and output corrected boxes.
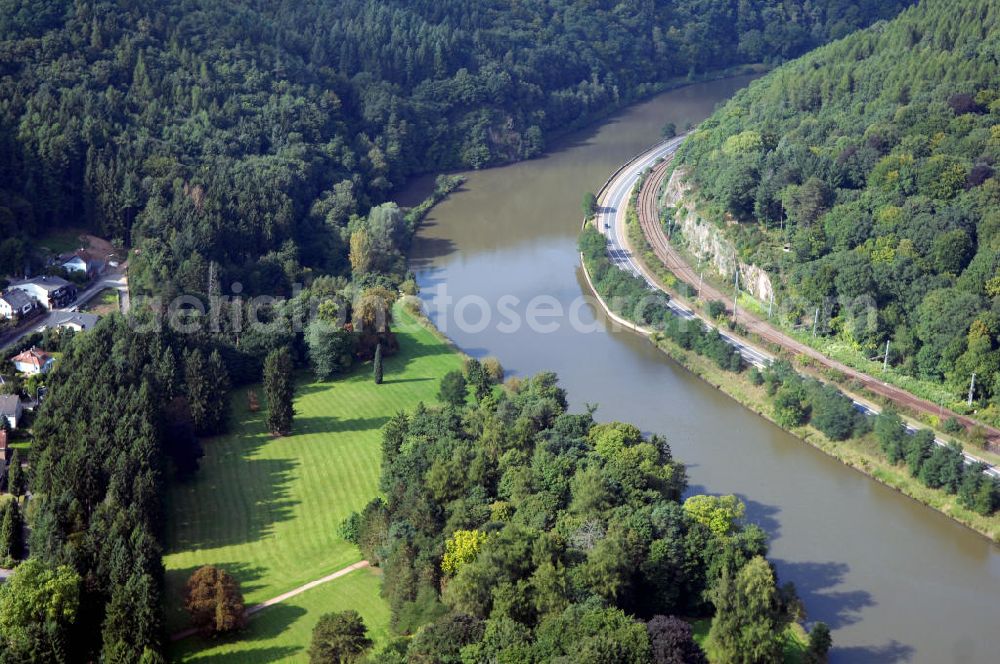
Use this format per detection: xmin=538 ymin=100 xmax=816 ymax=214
xmin=663 ymin=167 xmax=774 ymax=303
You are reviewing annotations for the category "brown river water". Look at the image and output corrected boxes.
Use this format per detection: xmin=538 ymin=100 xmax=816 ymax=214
xmin=400 ymin=75 xmax=1000 ymax=663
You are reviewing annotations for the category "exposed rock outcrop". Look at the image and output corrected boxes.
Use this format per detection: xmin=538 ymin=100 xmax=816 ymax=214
xmin=662 ymin=167 xmax=774 ymax=303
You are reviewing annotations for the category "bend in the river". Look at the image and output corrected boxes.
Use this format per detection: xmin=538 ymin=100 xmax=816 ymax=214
xmin=402 ymin=75 xmax=1000 ymax=663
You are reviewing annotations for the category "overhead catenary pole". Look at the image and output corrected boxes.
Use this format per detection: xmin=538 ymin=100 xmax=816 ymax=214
xmin=812 ymin=307 xmax=819 ymax=337
xmin=768 ymin=290 xmax=774 ymax=319
xmin=882 ymin=339 xmax=890 ymax=373
xmin=733 ymin=267 xmax=739 ymax=323
xmin=968 ymin=372 xmax=977 ymax=407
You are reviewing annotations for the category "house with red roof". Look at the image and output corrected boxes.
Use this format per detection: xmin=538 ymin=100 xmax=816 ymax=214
xmin=11 ymin=347 xmax=54 ymax=376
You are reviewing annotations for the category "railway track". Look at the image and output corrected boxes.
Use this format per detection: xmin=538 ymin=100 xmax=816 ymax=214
xmin=634 ymin=145 xmax=1000 ymax=470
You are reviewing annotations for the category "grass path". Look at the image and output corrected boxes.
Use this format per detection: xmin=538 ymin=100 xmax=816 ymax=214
xmin=163 ymin=304 xmax=463 ymax=643
xmin=171 ymin=566 xmax=390 ymax=663
xmin=170 ymin=560 xmax=370 ymax=642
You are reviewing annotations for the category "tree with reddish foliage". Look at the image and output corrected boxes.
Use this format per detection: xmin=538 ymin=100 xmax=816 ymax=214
xmin=183 ymin=566 xmax=247 ymax=636
xmin=646 ymin=615 xmax=707 ymax=664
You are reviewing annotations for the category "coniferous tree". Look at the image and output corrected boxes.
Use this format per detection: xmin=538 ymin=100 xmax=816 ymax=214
xmin=0 ymin=498 xmax=23 ymax=563
xmin=183 ymin=347 xmax=230 ymax=436
xmin=206 ymin=349 xmax=231 ymax=433
xmin=373 ymin=342 xmax=384 ymax=385
xmin=264 ymin=348 xmax=295 ymax=436
xmin=805 ymin=622 xmax=832 ymax=663
xmin=7 ymin=448 xmax=24 ymax=498
xmin=184 ymin=349 xmax=212 ymax=434
xmin=28 ymin=316 xmax=171 ymax=661
xmin=101 ymin=571 xmax=163 ymax=663
xmin=465 ymin=358 xmax=490 ymax=402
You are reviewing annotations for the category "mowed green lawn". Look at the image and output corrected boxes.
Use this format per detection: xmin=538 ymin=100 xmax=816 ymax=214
xmin=172 ymin=567 xmax=390 ymax=663
xmin=164 ymin=305 xmax=462 ymax=641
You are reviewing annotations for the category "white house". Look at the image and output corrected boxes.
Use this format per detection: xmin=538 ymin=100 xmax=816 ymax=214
xmin=10 ymin=276 xmax=77 ymax=310
xmin=0 ymin=290 xmax=37 ymax=320
xmin=59 ymin=249 xmax=105 ymax=277
xmin=43 ymin=311 xmax=100 ymax=332
xmin=11 ymin=348 xmax=54 ymax=376
xmin=0 ymin=394 xmax=22 ymax=430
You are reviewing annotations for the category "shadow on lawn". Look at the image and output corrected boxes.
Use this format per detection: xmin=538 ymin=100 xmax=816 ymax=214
xmin=183 ymin=648 xmax=301 ymax=664
xmin=164 ymin=561 xmax=270 ymax=635
xmin=168 ymin=436 xmax=300 ymax=551
xmin=172 ymin=605 xmax=308 ymax=663
xmin=383 ymin=376 xmax=434 ymax=384
xmin=389 ymin=325 xmax=459 ymax=367
xmin=165 ymin=561 xmax=269 ymax=600
xmin=296 ymin=414 xmax=390 ymax=435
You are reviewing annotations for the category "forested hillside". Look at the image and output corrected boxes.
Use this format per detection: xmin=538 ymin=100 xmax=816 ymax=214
xmin=0 ymin=0 xmax=910 ymax=297
xmin=676 ymin=0 xmax=1000 ymax=415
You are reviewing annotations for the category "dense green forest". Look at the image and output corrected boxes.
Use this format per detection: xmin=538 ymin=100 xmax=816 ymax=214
xmin=1 ymin=314 xmax=229 ymax=662
xmin=0 ymin=2 xmax=920 ymax=660
xmin=0 ymin=0 xmax=911 ymax=298
xmin=675 ymin=0 xmax=1000 ymax=415
xmin=346 ymin=372 xmax=818 ymax=663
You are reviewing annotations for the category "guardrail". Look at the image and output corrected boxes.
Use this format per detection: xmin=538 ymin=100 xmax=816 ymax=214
xmin=582 ymin=136 xmax=683 ymax=230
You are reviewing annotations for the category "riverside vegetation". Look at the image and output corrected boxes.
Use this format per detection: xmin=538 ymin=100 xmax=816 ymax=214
xmin=580 ymin=224 xmax=1000 ymax=541
xmin=342 ymin=372 xmax=828 ymax=663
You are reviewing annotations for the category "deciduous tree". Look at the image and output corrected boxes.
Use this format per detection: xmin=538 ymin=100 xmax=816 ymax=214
xmin=0 ymin=559 xmax=80 ymax=657
xmin=646 ymin=615 xmax=706 ymax=664
xmin=183 ymin=565 xmax=247 ymax=636
xmin=308 ymin=610 xmax=373 ymax=664
xmin=708 ymin=556 xmax=783 ymax=664
xmin=438 ymin=370 xmax=467 ymax=408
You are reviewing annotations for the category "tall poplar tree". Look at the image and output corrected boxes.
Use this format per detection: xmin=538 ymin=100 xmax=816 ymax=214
xmin=7 ymin=449 xmax=24 ymax=497
xmin=0 ymin=499 xmax=23 ymax=562
xmin=373 ymin=342 xmax=384 ymax=385
xmin=264 ymin=348 xmax=295 ymax=436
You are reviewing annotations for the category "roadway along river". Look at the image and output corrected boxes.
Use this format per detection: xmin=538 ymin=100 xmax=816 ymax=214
xmin=401 ymin=74 xmax=1000 ymax=663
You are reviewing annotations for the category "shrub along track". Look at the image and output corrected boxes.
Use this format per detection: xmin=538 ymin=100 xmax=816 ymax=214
xmin=636 ymin=153 xmax=1000 ymax=454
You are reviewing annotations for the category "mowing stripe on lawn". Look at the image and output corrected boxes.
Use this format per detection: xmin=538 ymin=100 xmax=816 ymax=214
xmin=163 ymin=305 xmax=463 ymax=637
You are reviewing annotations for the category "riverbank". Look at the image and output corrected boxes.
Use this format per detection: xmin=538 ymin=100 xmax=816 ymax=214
xmin=581 ymin=225 xmax=1000 ymax=543
xmin=405 ymin=72 xmax=1000 ymax=659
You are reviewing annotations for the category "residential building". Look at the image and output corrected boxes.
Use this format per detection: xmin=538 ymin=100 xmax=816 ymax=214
xmin=44 ymin=311 xmax=101 ymax=332
xmin=10 ymin=276 xmax=77 ymax=310
xmin=59 ymin=249 xmax=106 ymax=277
xmin=0 ymin=289 xmax=37 ymax=320
xmin=11 ymin=348 xmax=54 ymax=375
xmin=0 ymin=394 xmax=22 ymax=430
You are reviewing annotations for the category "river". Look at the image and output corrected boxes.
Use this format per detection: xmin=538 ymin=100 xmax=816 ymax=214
xmin=400 ymin=75 xmax=1000 ymax=663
